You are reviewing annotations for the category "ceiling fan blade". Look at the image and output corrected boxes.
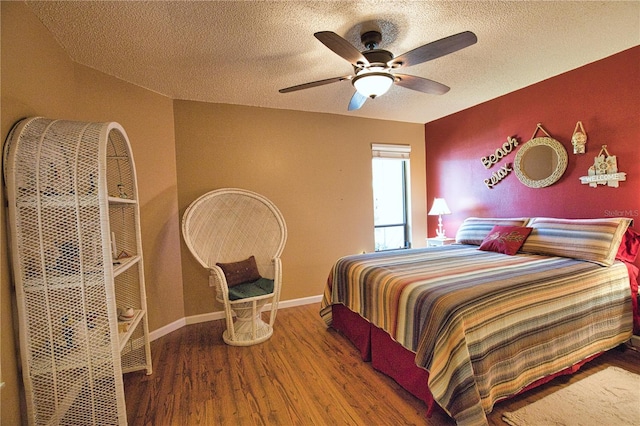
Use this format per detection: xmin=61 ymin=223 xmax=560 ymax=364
xmin=389 ymin=31 xmax=477 ymax=69
xmin=279 ymin=75 xmax=352 ymax=93
xmin=315 ymin=31 xmax=369 ymax=66
xmin=348 ymin=91 xmax=367 ymax=111
xmin=394 ymin=74 xmax=450 ymax=95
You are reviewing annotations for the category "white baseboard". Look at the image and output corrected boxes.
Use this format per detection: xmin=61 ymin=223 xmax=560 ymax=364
xmin=150 ymin=294 xmax=323 ymax=341
xmin=630 ymin=334 xmax=640 ymax=349
xmin=275 ymin=294 xmax=323 ymax=309
xmin=149 ymin=317 xmax=187 ymax=342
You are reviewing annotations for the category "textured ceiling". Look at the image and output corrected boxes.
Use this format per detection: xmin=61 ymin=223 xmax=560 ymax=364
xmin=26 ymin=1 xmax=640 ymax=124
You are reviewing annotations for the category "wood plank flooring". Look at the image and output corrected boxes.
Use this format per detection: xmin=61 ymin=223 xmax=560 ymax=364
xmin=123 ymin=303 xmax=640 ymax=425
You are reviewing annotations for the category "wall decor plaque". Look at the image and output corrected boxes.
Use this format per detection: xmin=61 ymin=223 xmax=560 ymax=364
xmin=571 ymin=121 xmax=587 ymax=154
xmin=481 ymin=136 xmax=519 ymax=169
xmin=579 ymin=145 xmax=627 ymax=188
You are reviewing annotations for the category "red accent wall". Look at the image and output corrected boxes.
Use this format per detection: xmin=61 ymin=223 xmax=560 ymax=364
xmin=425 ymin=46 xmax=639 ymax=268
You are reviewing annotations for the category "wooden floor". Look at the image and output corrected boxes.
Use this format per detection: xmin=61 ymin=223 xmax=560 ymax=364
xmin=123 ymin=303 xmax=640 ymax=425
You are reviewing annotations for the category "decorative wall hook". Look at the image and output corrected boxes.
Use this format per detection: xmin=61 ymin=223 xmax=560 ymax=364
xmin=571 ymin=121 xmax=587 ymax=154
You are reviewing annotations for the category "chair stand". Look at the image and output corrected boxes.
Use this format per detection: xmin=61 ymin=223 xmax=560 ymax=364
xmin=224 ymin=299 xmax=273 ymax=346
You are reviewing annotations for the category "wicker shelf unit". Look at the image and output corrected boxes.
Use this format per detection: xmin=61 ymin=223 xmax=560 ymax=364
xmin=3 ymin=117 xmax=152 ymax=425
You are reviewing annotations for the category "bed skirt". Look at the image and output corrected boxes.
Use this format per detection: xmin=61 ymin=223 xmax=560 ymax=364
xmin=330 ymin=303 xmax=601 ymax=420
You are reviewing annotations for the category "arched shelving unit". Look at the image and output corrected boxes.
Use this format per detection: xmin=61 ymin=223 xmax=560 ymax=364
xmin=4 ymin=117 xmax=152 ymax=425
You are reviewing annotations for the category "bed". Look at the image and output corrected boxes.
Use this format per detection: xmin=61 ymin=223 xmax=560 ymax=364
xmin=320 ymin=217 xmax=639 ymax=426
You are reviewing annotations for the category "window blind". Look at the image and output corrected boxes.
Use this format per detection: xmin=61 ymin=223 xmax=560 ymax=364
xmin=371 ymin=143 xmax=411 ymax=159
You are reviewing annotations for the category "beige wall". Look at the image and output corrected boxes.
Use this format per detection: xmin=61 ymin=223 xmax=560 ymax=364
xmin=1 ymin=2 xmax=426 ymax=424
xmin=175 ymin=101 xmax=426 ymax=316
xmin=1 ymin=3 xmax=184 ymax=424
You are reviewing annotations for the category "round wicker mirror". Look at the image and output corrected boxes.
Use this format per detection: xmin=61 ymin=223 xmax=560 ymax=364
xmin=514 ymin=137 xmax=568 ymax=188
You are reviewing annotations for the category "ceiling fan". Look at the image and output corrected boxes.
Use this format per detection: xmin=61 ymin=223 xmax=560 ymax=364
xmin=279 ymin=30 xmax=477 ymax=111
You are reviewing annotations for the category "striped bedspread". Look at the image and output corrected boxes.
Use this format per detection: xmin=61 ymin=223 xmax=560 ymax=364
xmin=320 ymin=245 xmax=633 ymax=426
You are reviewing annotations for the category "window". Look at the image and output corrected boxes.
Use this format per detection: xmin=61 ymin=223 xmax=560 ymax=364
xmin=371 ymin=144 xmax=411 ymax=251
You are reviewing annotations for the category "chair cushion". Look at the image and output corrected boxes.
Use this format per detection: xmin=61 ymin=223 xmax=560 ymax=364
xmin=228 ymin=277 xmax=275 ymax=301
xmin=216 ymin=255 xmax=261 ymax=287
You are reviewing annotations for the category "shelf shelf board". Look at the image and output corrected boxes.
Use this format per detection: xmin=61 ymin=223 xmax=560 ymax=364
xmin=22 ymin=270 xmax=106 ymax=291
xmin=16 ymin=194 xmax=98 ymax=207
xmin=30 ymin=342 xmax=112 ymax=376
xmin=113 ymin=255 xmax=140 ymax=277
xmin=118 ymin=309 xmax=145 ymax=352
xmin=108 ymin=196 xmax=136 ymax=205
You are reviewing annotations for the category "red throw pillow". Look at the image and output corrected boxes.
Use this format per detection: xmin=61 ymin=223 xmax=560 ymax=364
xmin=616 ymin=227 xmax=640 ymax=263
xmin=479 ymin=225 xmax=532 ymax=255
xmin=216 ymin=255 xmax=262 ymax=287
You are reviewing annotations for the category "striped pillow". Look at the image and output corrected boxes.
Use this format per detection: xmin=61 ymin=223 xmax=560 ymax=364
xmin=455 ymin=217 xmax=529 ymax=245
xmin=520 ymin=217 xmax=632 ymax=266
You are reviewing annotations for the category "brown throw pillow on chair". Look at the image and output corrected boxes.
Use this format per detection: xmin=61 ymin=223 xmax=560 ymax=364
xmin=216 ymin=255 xmax=262 ymax=287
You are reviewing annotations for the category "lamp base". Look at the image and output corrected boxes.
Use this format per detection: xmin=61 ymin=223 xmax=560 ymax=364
xmin=435 ymin=218 xmax=447 ymax=239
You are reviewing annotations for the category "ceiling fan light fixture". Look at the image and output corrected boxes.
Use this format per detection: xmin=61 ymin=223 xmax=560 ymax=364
xmin=352 ymin=72 xmax=394 ymax=99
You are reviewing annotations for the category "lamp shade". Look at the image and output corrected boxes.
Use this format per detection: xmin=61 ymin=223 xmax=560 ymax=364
xmin=353 ymin=72 xmax=394 ymax=98
xmin=428 ymin=198 xmax=451 ymax=216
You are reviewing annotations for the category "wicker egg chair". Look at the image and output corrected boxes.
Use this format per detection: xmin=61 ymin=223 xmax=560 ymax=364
xmin=182 ymin=188 xmax=287 ymax=346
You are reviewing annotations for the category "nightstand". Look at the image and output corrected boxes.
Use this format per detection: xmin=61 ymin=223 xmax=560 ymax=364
xmin=426 ymin=237 xmax=455 ymax=247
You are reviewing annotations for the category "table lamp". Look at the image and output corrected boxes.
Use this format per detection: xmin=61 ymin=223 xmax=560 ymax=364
xmin=428 ymin=198 xmax=451 ymax=239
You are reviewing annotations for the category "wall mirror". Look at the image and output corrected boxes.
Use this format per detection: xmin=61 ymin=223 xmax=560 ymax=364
xmin=514 ymin=137 xmax=568 ymax=188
